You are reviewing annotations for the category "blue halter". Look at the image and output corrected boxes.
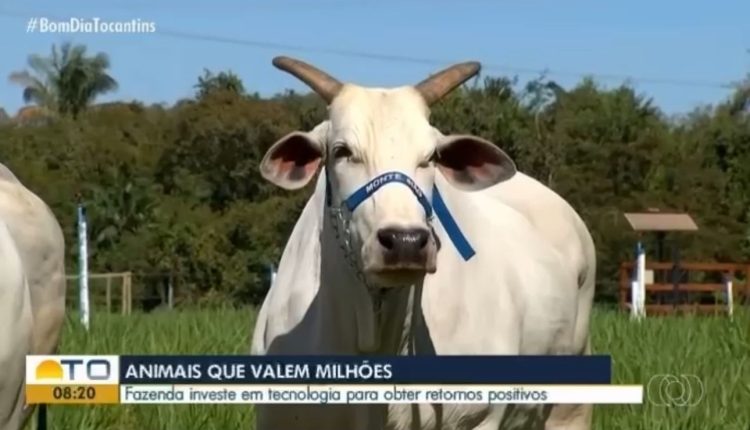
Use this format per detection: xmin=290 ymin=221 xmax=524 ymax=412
xmin=326 ymin=170 xmax=475 ymax=261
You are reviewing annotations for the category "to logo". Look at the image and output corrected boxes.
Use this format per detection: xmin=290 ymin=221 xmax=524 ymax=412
xmin=646 ymin=374 xmax=705 ymax=407
xmin=35 ymin=358 xmax=111 ymax=381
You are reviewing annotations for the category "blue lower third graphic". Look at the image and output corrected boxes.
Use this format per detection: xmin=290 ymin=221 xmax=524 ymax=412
xmin=120 ymin=355 xmax=612 ymax=385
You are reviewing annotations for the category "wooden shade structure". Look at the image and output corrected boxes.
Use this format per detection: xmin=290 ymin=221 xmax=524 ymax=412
xmin=622 ymin=209 xmax=699 ymax=319
xmin=623 ymin=212 xmax=698 ymax=232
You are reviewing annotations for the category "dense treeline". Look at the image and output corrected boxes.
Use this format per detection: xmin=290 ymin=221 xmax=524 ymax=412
xmin=2 ymin=47 xmax=749 ymax=306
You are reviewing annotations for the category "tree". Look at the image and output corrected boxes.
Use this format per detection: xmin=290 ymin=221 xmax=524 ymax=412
xmin=8 ymin=42 xmax=118 ymax=118
xmin=194 ymin=69 xmax=245 ymax=99
xmin=2 ymin=57 xmax=749 ymax=306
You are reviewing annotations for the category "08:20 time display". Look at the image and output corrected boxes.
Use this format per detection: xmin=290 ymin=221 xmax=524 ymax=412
xmin=52 ymin=385 xmax=96 ymax=400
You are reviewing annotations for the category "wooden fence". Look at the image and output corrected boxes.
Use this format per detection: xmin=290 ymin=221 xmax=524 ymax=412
xmin=619 ymin=261 xmax=750 ymax=316
xmin=65 ymin=271 xmax=183 ymax=315
xmin=65 ymin=272 xmax=134 ymax=315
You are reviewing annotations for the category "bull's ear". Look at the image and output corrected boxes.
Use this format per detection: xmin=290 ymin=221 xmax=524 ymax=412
xmin=435 ymin=134 xmax=516 ymax=191
xmin=260 ymin=122 xmax=328 ymax=190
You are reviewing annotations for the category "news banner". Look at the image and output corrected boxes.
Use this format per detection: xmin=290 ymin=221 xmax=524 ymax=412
xmin=25 ymin=355 xmax=643 ymax=405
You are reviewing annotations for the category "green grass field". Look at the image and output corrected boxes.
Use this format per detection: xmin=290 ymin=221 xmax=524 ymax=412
xmin=36 ymin=306 xmax=750 ymax=430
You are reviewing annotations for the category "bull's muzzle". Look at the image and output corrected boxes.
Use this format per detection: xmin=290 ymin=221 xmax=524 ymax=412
xmin=330 ymin=170 xmax=446 ymax=284
xmin=365 ymin=225 xmax=438 ymax=286
xmin=377 ymin=227 xmax=432 ymax=267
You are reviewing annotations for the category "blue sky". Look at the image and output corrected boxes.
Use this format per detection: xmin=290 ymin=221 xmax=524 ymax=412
xmin=0 ymin=0 xmax=747 ymax=117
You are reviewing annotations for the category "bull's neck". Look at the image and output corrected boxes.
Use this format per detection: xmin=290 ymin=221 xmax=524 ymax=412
xmin=319 ymin=206 xmax=412 ymax=355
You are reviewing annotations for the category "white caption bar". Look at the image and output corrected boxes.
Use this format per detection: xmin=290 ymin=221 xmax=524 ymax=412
xmin=120 ymin=384 xmax=643 ymax=404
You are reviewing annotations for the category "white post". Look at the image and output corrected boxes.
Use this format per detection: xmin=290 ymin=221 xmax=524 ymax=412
xmin=636 ymin=241 xmax=646 ymax=318
xmin=724 ymin=273 xmax=733 ymax=319
xmin=77 ymin=204 xmax=90 ymax=331
xmin=168 ymin=273 xmax=174 ymax=309
xmin=630 ymin=242 xmax=640 ymax=320
xmin=630 ymin=278 xmax=639 ymax=319
xmin=630 ymin=241 xmax=647 ymax=319
xmin=269 ymin=263 xmax=277 ymax=288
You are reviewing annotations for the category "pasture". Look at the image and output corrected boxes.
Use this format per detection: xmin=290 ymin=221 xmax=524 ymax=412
xmin=36 ymin=306 xmax=750 ymax=430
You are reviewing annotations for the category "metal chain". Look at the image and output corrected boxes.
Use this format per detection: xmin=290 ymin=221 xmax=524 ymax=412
xmin=327 ymin=206 xmax=366 ymax=285
xmin=326 ymin=204 xmax=388 ymax=321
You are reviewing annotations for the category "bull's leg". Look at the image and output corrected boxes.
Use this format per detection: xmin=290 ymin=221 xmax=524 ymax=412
xmin=544 ymin=403 xmax=592 ymax=430
xmin=472 ymin=404 xmax=548 ymax=430
xmin=471 ymin=404 xmax=509 ymax=430
xmin=256 ymin=404 xmax=375 ymax=430
xmin=545 ymin=257 xmax=596 ymax=430
xmin=543 ymin=339 xmax=593 ymax=430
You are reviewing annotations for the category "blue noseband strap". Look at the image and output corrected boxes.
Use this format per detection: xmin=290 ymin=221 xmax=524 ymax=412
xmin=344 ymin=172 xmax=433 ymax=218
xmin=338 ymin=171 xmax=475 ymax=261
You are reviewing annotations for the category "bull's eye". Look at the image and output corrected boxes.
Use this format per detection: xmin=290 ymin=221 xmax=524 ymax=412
xmin=332 ymin=145 xmax=353 ymax=160
xmin=418 ymin=151 xmax=437 ymax=168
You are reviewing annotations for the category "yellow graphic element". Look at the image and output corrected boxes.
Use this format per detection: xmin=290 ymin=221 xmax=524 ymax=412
xmin=26 ymin=385 xmax=119 ymax=404
xmin=35 ymin=360 xmax=63 ymax=380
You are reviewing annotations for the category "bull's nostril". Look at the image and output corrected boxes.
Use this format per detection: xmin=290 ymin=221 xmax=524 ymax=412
xmin=377 ymin=230 xmax=396 ymax=250
xmin=416 ymin=230 xmax=429 ymax=249
xmin=378 ymin=228 xmax=430 ymax=253
xmin=402 ymin=231 xmax=429 ymax=249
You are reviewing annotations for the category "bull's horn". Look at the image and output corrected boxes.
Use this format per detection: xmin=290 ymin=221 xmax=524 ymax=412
xmin=415 ymin=61 xmax=481 ymax=105
xmin=272 ymin=56 xmax=343 ymax=104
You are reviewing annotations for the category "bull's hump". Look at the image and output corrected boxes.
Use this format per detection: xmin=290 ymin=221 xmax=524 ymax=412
xmin=0 ymin=162 xmax=20 ymax=183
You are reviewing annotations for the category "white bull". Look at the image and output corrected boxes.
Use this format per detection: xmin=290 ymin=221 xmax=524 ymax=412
xmin=0 ymin=163 xmax=67 ymax=429
xmin=251 ymin=56 xmax=594 ymax=430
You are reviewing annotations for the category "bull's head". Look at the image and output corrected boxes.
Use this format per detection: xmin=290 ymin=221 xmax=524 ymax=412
xmin=260 ymin=56 xmax=516 ymax=288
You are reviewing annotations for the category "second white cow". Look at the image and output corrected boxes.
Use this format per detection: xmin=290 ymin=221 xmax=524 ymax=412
xmin=0 ymin=163 xmax=67 ymax=430
xmin=0 ymin=220 xmax=33 ymax=430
